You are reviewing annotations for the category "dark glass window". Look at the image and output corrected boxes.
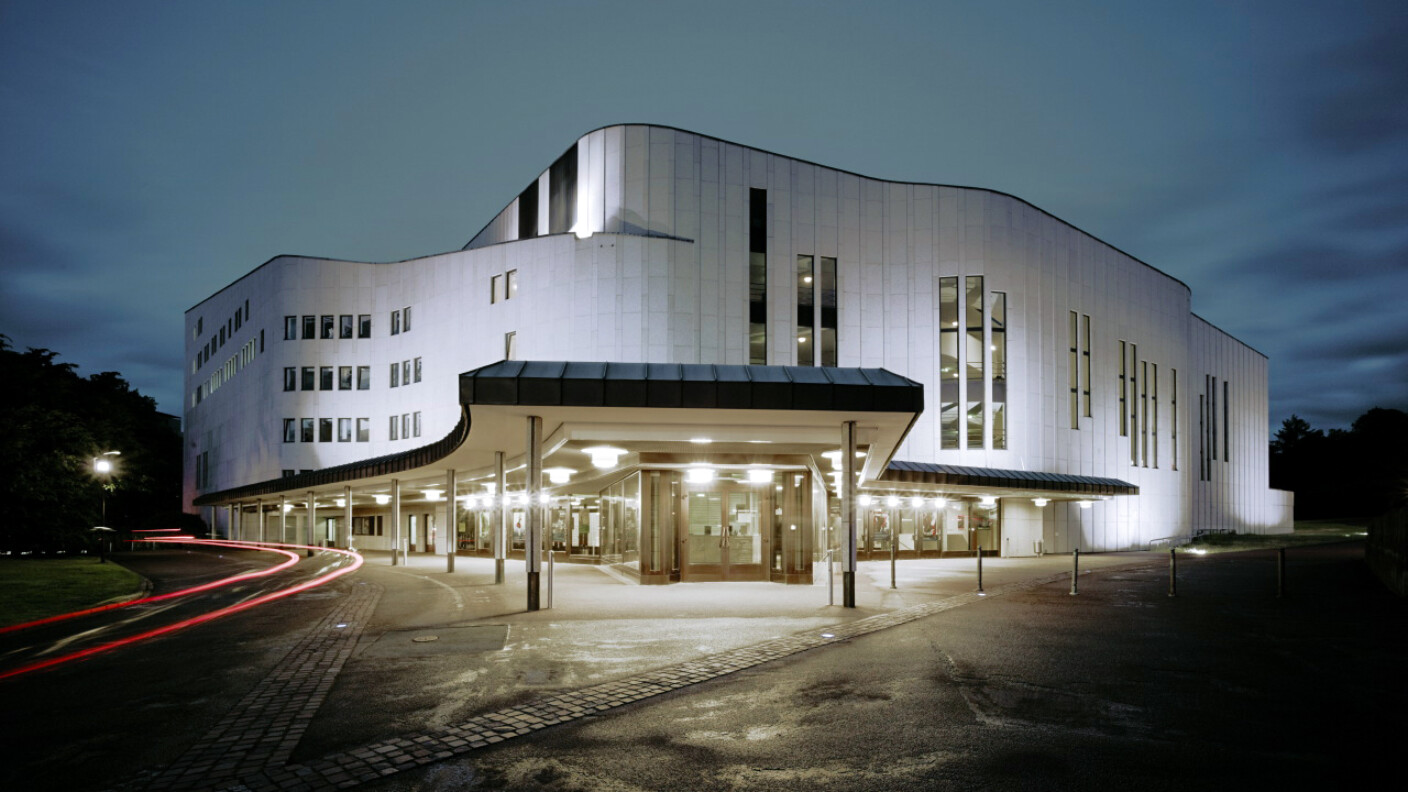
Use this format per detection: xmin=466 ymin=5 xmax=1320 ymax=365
xmin=358 ymin=314 xmax=371 ymax=338
xmin=992 ymin=292 xmax=1007 ymax=450
xmin=939 ymin=277 xmax=959 ymax=449
xmin=319 ymin=367 xmax=333 ymax=390
xmin=302 ymin=315 xmax=315 ymax=339
xmin=340 ymin=314 xmax=353 ymax=339
xmin=321 ymin=315 xmax=334 ymax=339
xmin=749 ymin=188 xmax=767 ymax=365
xmin=389 ymin=415 xmax=399 ymax=441
xmin=797 ymin=255 xmax=814 ymax=366
xmin=338 ymin=366 xmax=352 ymax=390
xmin=389 ymin=362 xmax=399 ymax=388
xmin=319 ymin=418 xmax=332 ymax=443
xmin=413 ymin=411 xmax=422 ymax=437
xmin=283 ymin=419 xmax=296 ymax=443
xmin=402 ymin=306 xmax=411 ymax=332
xmin=301 ymin=366 xmax=314 ymax=391
xmin=548 ymin=142 xmax=577 ymax=234
xmin=518 ymin=179 xmax=539 ymax=239
xmin=402 ymin=360 xmax=411 ymax=384
xmin=820 ymin=256 xmax=837 ymax=366
xmin=966 ymin=276 xmax=985 ymax=448
xmin=219 ymin=327 xmax=225 ymax=346
xmin=357 ymin=365 xmax=370 ymax=390
xmin=283 ymin=367 xmax=296 ymax=392
xmin=390 ymin=310 xmax=400 ymax=335
xmin=1069 ymin=311 xmax=1080 ymax=429
xmin=413 ymin=357 xmax=422 ymax=382
xmin=356 ymin=417 xmax=369 ymax=442
xmin=300 ymin=418 xmax=314 ymax=443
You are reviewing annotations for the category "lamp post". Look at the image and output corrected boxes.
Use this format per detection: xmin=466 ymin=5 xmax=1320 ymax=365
xmin=92 ymin=450 xmax=121 ymax=561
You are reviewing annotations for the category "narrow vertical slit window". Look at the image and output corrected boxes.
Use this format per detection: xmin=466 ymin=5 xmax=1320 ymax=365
xmin=820 ymin=256 xmax=838 ymax=366
xmin=1140 ymin=360 xmax=1149 ymax=466
xmin=1081 ymin=314 xmax=1091 ymax=418
xmin=1118 ymin=341 xmax=1127 ymax=437
xmin=939 ymin=277 xmax=959 ymax=449
xmin=1223 ymin=380 xmax=1230 ymax=462
xmin=991 ymin=292 xmax=1007 ymax=450
xmin=1211 ymin=376 xmax=1218 ymax=461
xmin=797 ymin=254 xmax=815 ymax=365
xmin=1151 ymin=363 xmax=1159 ymax=468
xmin=748 ymin=188 xmax=768 ymax=365
xmin=505 ymin=331 xmax=517 ymax=360
xmin=1199 ymin=393 xmax=1206 ymax=480
xmin=966 ymin=276 xmax=985 ymax=448
xmin=1129 ymin=343 xmax=1139 ymax=465
xmin=1172 ymin=369 xmax=1178 ymax=471
xmin=1068 ymin=311 xmax=1079 ymax=429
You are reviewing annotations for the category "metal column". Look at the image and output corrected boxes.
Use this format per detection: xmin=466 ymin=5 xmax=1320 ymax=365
xmin=841 ymin=421 xmax=857 ymax=608
xmin=494 ymin=451 xmax=506 ymax=584
xmin=279 ymin=495 xmax=287 ymax=544
xmin=391 ymin=479 xmax=402 ymax=565
xmin=341 ymin=486 xmax=353 ymax=550
xmin=526 ymin=416 xmax=543 ymax=611
xmin=445 ymin=469 xmax=457 ymax=573
xmin=257 ymin=498 xmax=265 ymax=544
xmin=305 ymin=491 xmax=315 ymax=556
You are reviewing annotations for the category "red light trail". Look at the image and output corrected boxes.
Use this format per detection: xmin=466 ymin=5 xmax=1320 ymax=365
xmin=0 ymin=539 xmax=363 ymax=681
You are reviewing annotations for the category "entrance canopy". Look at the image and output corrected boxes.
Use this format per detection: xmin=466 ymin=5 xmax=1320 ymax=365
xmin=875 ymin=460 xmax=1138 ymax=499
xmin=194 ymin=361 xmax=925 ymax=507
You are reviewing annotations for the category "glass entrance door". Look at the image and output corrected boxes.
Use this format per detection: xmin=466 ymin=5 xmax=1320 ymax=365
xmin=681 ymin=484 xmax=769 ymax=581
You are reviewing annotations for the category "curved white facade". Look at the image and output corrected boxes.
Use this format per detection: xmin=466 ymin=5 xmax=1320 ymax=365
xmin=184 ymin=124 xmax=1292 ymax=554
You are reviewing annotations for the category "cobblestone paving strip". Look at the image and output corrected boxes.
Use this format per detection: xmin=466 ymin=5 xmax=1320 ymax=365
xmin=222 ymin=564 xmax=1147 ymax=792
xmin=114 ymin=581 xmax=384 ymax=792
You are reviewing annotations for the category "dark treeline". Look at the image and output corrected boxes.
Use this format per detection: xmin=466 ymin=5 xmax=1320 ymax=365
xmin=1271 ymin=408 xmax=1408 ymax=520
xmin=0 ymin=335 xmax=193 ymax=552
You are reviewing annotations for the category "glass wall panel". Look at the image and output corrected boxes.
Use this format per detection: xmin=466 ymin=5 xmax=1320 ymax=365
xmin=797 ymin=255 xmax=814 ymax=365
xmin=966 ymin=276 xmax=984 ymax=447
xmin=991 ymin=292 xmax=1007 ymax=450
xmin=940 ymin=277 xmax=960 ymax=448
xmin=749 ymin=188 xmax=767 ymax=364
xmin=820 ymin=256 xmax=837 ymax=366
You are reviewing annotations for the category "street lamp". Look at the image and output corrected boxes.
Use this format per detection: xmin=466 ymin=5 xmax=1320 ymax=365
xmin=92 ymin=450 xmax=121 ymax=561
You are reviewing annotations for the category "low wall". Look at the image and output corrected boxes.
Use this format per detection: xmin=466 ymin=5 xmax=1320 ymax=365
xmin=1366 ymin=507 xmax=1408 ymax=596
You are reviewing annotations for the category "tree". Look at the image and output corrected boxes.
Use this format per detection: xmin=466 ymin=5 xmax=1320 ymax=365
xmin=1270 ymin=408 xmax=1408 ymax=519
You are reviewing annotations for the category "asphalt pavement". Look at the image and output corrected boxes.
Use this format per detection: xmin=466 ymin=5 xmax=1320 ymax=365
xmin=1 ymin=542 xmax=1402 ymax=791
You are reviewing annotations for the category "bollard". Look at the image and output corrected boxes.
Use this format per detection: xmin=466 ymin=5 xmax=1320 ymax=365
xmin=1169 ymin=548 xmax=1177 ymax=597
xmin=1070 ymin=548 xmax=1080 ymax=595
xmin=1277 ymin=548 xmax=1285 ymax=598
xmin=977 ymin=547 xmax=984 ymax=594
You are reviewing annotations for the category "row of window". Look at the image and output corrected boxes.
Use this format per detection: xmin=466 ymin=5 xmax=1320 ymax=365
xmin=193 ymin=299 xmax=252 ymax=372
xmin=1198 ymin=376 xmax=1230 ymax=481
xmin=489 ymin=270 xmax=518 ymax=304
xmin=389 ymin=358 xmax=423 ymax=387
xmin=284 ymin=365 xmax=371 ymax=392
xmin=1117 ymin=341 xmax=1178 ymax=471
xmin=280 ymin=412 xmax=424 ymax=444
xmin=939 ymin=276 xmax=1006 ymax=450
xmin=285 ymin=314 xmax=372 ymax=341
xmin=193 ymin=333 xmax=264 ymax=407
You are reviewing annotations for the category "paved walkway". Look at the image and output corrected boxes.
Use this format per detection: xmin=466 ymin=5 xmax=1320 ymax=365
xmin=109 ymin=550 xmax=1162 ymax=792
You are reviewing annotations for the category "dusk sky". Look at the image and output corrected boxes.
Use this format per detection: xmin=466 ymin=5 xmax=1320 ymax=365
xmin=2 ymin=0 xmax=1404 ymax=433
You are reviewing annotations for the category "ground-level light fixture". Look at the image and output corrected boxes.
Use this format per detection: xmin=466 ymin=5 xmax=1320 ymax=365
xmin=583 ymin=446 xmax=626 ymax=469
xmin=545 ymin=467 xmax=574 ymax=484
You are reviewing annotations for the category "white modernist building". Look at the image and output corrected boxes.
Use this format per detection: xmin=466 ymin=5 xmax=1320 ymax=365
xmin=185 ymin=124 xmax=1292 ymax=596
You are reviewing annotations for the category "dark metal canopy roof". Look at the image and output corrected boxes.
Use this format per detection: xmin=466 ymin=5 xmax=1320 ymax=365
xmin=460 ymin=360 xmax=925 ymax=413
xmin=878 ymin=460 xmax=1138 ymax=496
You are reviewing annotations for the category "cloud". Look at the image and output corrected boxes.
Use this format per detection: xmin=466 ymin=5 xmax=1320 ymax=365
xmin=1294 ymin=14 xmax=1408 ymax=155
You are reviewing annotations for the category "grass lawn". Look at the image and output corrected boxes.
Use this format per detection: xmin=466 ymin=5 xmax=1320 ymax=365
xmin=0 ymin=556 xmax=145 ymax=628
xmin=1185 ymin=517 xmax=1371 ymax=554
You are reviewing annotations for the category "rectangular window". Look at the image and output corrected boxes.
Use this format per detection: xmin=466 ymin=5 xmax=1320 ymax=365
xmin=340 ymin=314 xmax=353 ymax=339
xmin=1141 ymin=361 xmax=1149 ymax=467
xmin=966 ymin=276 xmax=985 ymax=448
xmin=283 ymin=418 xmax=296 ymax=443
xmin=390 ymin=309 xmax=401 ymax=335
xmin=413 ymin=411 xmax=422 ymax=437
xmin=1081 ymin=315 xmax=1091 ymax=418
xmin=282 ymin=469 xmax=295 ymax=478
xmin=797 ymin=255 xmax=814 ymax=365
xmin=491 ymin=274 xmax=503 ymax=304
xmin=1223 ymin=380 xmax=1230 ymax=462
xmin=548 ymin=142 xmax=577 ymax=234
xmin=319 ymin=366 xmax=333 ymax=391
xmin=1130 ymin=344 xmax=1139 ymax=465
xmin=1118 ymin=341 xmax=1128 ymax=437
xmin=1172 ymin=368 xmax=1179 ymax=471
xmin=505 ymin=331 xmax=517 ymax=360
xmin=1151 ymin=363 xmax=1159 ymax=468
xmin=302 ymin=315 xmax=315 ymax=340
xmin=991 ymin=292 xmax=1007 ymax=450
xmin=338 ymin=366 xmax=352 ymax=390
xmin=283 ymin=367 xmax=296 ymax=392
xmin=1199 ymin=392 xmax=1207 ymax=480
xmin=319 ymin=418 xmax=332 ymax=443
xmin=820 ymin=256 xmax=837 ymax=366
xmin=1069 ymin=311 xmax=1079 ymax=429
xmin=402 ymin=413 xmax=410 ymax=439
xmin=389 ymin=362 xmax=399 ymax=388
xmin=301 ymin=418 xmax=314 ymax=443
xmin=749 ymin=187 xmax=767 ymax=365
xmin=244 ymin=299 xmax=249 ymax=322
xmin=402 ymin=360 xmax=411 ymax=384
xmin=301 ymin=366 xmax=314 ymax=391
xmin=321 ymin=315 xmax=334 ymax=339
xmin=518 ymin=178 xmax=539 ymax=239
xmin=505 ymin=272 xmax=517 ymax=301
xmin=413 ymin=357 xmax=422 ymax=382
xmin=357 ymin=365 xmax=370 ymax=390
xmin=1211 ymin=376 xmax=1218 ymax=461
xmin=234 ymin=311 xmax=241 ymax=331
xmin=356 ymin=417 xmax=369 ymax=442
xmin=338 ymin=417 xmax=352 ymax=442
xmin=939 ymin=277 xmax=959 ymax=449
xmin=389 ymin=415 xmax=399 ymax=441
xmin=219 ymin=326 xmax=225 ymax=347
xmin=403 ymin=306 xmax=412 ymax=331
xmin=358 ymin=314 xmax=371 ymax=338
